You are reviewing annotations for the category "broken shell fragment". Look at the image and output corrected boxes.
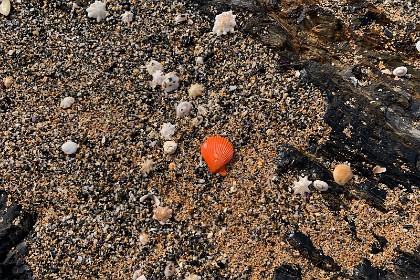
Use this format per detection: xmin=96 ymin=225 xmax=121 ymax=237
xmin=393 ymin=66 xmax=407 ymax=77
xmin=372 ymin=165 xmax=387 ymax=174
xmin=146 ymin=60 xmax=163 ymax=75
xmin=153 ymin=206 xmax=172 ymax=225
xmin=333 ymin=164 xmax=353 ymax=185
xmin=0 ymin=0 xmax=11 ymax=16
xmin=313 ymin=180 xmax=329 ymax=192
xmin=201 ymin=136 xmax=234 ymax=176
xmin=3 ymin=76 xmax=14 ymax=88
xmin=188 ymin=83 xmax=205 ymax=98
xmin=176 ymin=101 xmax=192 ymax=118
xmin=61 ymin=140 xmax=78 ymax=155
xmin=60 ymin=97 xmax=75 ymax=109
xmin=163 ymin=141 xmax=178 ymax=155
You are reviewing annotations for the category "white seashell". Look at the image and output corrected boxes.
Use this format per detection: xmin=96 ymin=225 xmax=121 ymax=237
xmin=188 ymin=83 xmax=205 ymax=98
xmin=213 ymin=11 xmax=236 ymax=36
xmin=0 ymin=0 xmax=11 ymax=16
xmin=416 ymin=40 xmax=420 ymax=53
xmin=313 ymin=180 xmax=329 ymax=192
xmin=61 ymin=141 xmax=78 ymax=155
xmin=162 ymin=72 xmax=180 ymax=92
xmin=86 ymin=1 xmax=107 ymax=22
xmin=164 ymin=261 xmax=176 ymax=278
xmin=176 ymin=101 xmax=192 ymax=118
xmin=163 ymin=141 xmax=178 ymax=155
xmin=292 ymin=176 xmax=312 ymax=197
xmin=160 ymin=122 xmax=176 ymax=140
xmin=393 ymin=66 xmax=407 ymax=77
xmin=174 ymin=14 xmax=188 ymax=24
xmin=196 ymin=57 xmax=204 ymax=65
xmin=60 ymin=97 xmax=75 ymax=109
xmin=121 ymin=11 xmax=133 ymax=24
xmin=150 ymin=70 xmax=165 ymax=89
xmin=3 ymin=76 xmax=13 ymax=88
xmin=146 ymin=60 xmax=163 ymax=75
xmin=372 ymin=165 xmax=387 ymax=174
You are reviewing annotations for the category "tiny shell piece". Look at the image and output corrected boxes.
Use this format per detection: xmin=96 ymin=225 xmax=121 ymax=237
xmin=372 ymin=165 xmax=387 ymax=174
xmin=191 ymin=116 xmax=203 ymax=127
xmin=333 ymin=164 xmax=353 ymax=185
xmin=153 ymin=206 xmax=172 ymax=225
xmin=121 ymin=11 xmax=133 ymax=24
xmin=140 ymin=159 xmax=155 ymax=174
xmin=60 ymin=97 xmax=75 ymax=109
xmin=213 ymin=11 xmax=237 ymax=36
xmin=3 ymin=76 xmax=13 ymax=88
xmin=146 ymin=60 xmax=163 ymax=75
xmin=176 ymin=101 xmax=192 ymax=118
xmin=313 ymin=180 xmax=329 ymax=192
xmin=139 ymin=233 xmax=150 ymax=245
xmin=416 ymin=40 xmax=420 ymax=53
xmin=163 ymin=141 xmax=178 ymax=155
xmin=162 ymin=72 xmax=180 ymax=92
xmin=160 ymin=123 xmax=175 ymax=140
xmin=174 ymin=14 xmax=188 ymax=23
xmin=150 ymin=70 xmax=165 ymax=88
xmin=196 ymin=57 xmax=204 ymax=65
xmin=292 ymin=176 xmax=312 ymax=197
xmin=188 ymin=83 xmax=205 ymax=98
xmin=0 ymin=0 xmax=11 ymax=16
xmin=86 ymin=1 xmax=107 ymax=22
xmin=393 ymin=66 xmax=407 ymax=77
xmin=61 ymin=141 xmax=78 ymax=155
xmin=164 ymin=261 xmax=176 ymax=277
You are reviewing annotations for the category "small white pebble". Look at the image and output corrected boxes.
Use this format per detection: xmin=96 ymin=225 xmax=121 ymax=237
xmin=228 ymin=85 xmax=237 ymax=91
xmin=60 ymin=96 xmax=75 ymax=109
xmin=162 ymin=72 xmax=180 ymax=92
xmin=416 ymin=40 xmax=420 ymax=52
xmin=61 ymin=141 xmax=78 ymax=155
xmin=393 ymin=66 xmax=407 ymax=77
xmin=313 ymin=180 xmax=329 ymax=192
xmin=196 ymin=57 xmax=204 ymax=65
xmin=163 ymin=141 xmax=178 ymax=155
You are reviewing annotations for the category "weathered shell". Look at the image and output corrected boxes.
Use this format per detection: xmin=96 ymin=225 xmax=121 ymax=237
xmin=393 ymin=66 xmax=407 ymax=77
xmin=60 ymin=96 xmax=75 ymax=109
xmin=3 ymin=76 xmax=13 ymax=88
xmin=176 ymin=101 xmax=192 ymax=118
xmin=201 ymin=136 xmax=234 ymax=175
xmin=188 ymin=83 xmax=205 ymax=98
xmin=372 ymin=165 xmax=386 ymax=174
xmin=0 ymin=0 xmax=11 ymax=16
xmin=153 ymin=206 xmax=172 ymax=225
xmin=163 ymin=141 xmax=177 ymax=154
xmin=313 ymin=180 xmax=329 ymax=191
xmin=61 ymin=140 xmax=78 ymax=155
xmin=146 ymin=60 xmax=163 ymax=75
xmin=121 ymin=11 xmax=133 ymax=24
xmin=150 ymin=70 xmax=165 ymax=88
xmin=162 ymin=72 xmax=180 ymax=92
xmin=333 ymin=164 xmax=353 ymax=185
xmin=160 ymin=123 xmax=175 ymax=140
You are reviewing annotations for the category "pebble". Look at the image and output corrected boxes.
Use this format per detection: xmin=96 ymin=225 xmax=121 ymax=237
xmin=61 ymin=141 xmax=78 ymax=155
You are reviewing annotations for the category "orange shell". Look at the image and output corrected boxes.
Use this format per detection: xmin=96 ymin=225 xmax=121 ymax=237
xmin=201 ymin=136 xmax=234 ymax=175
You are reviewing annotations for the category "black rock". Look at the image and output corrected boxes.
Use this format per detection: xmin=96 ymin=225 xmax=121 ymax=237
xmin=388 ymin=247 xmax=420 ymax=280
xmin=273 ymin=264 xmax=302 ymax=280
xmin=286 ymin=231 xmax=340 ymax=272
xmin=370 ymin=232 xmax=387 ymax=254
xmin=351 ymin=181 xmax=387 ymax=212
xmin=353 ymin=258 xmax=387 ymax=280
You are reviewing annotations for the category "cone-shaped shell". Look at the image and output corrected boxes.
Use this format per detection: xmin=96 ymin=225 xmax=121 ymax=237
xmin=201 ymin=136 xmax=234 ymax=175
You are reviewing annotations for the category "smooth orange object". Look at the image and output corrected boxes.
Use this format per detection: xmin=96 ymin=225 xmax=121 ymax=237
xmin=201 ymin=136 xmax=234 ymax=175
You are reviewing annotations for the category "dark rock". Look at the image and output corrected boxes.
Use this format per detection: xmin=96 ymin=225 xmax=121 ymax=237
xmin=353 ymin=258 xmax=387 ymax=280
xmin=351 ymin=181 xmax=387 ymax=212
xmin=286 ymin=231 xmax=340 ymax=272
xmin=388 ymin=247 xmax=420 ymax=280
xmin=0 ymin=191 xmax=36 ymax=280
xmin=273 ymin=264 xmax=302 ymax=280
xmin=370 ymin=232 xmax=387 ymax=254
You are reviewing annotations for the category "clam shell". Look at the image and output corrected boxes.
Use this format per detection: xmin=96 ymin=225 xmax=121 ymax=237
xmin=333 ymin=164 xmax=353 ymax=185
xmin=201 ymin=136 xmax=234 ymax=175
xmin=61 ymin=140 xmax=78 ymax=155
xmin=393 ymin=66 xmax=407 ymax=77
xmin=0 ymin=0 xmax=11 ymax=16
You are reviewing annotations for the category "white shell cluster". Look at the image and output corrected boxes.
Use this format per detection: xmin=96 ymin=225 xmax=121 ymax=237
xmin=393 ymin=66 xmax=407 ymax=77
xmin=212 ymin=11 xmax=237 ymax=36
xmin=61 ymin=141 xmax=78 ymax=155
xmin=60 ymin=96 xmax=75 ymax=109
xmin=188 ymin=83 xmax=205 ymax=98
xmin=86 ymin=1 xmax=107 ymax=22
xmin=160 ymin=122 xmax=176 ymax=140
xmin=0 ymin=0 xmax=11 ymax=16
xmin=162 ymin=72 xmax=180 ymax=92
xmin=121 ymin=11 xmax=133 ymax=24
xmin=176 ymin=101 xmax=192 ymax=118
xmin=146 ymin=60 xmax=163 ymax=75
xmin=163 ymin=141 xmax=178 ymax=155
